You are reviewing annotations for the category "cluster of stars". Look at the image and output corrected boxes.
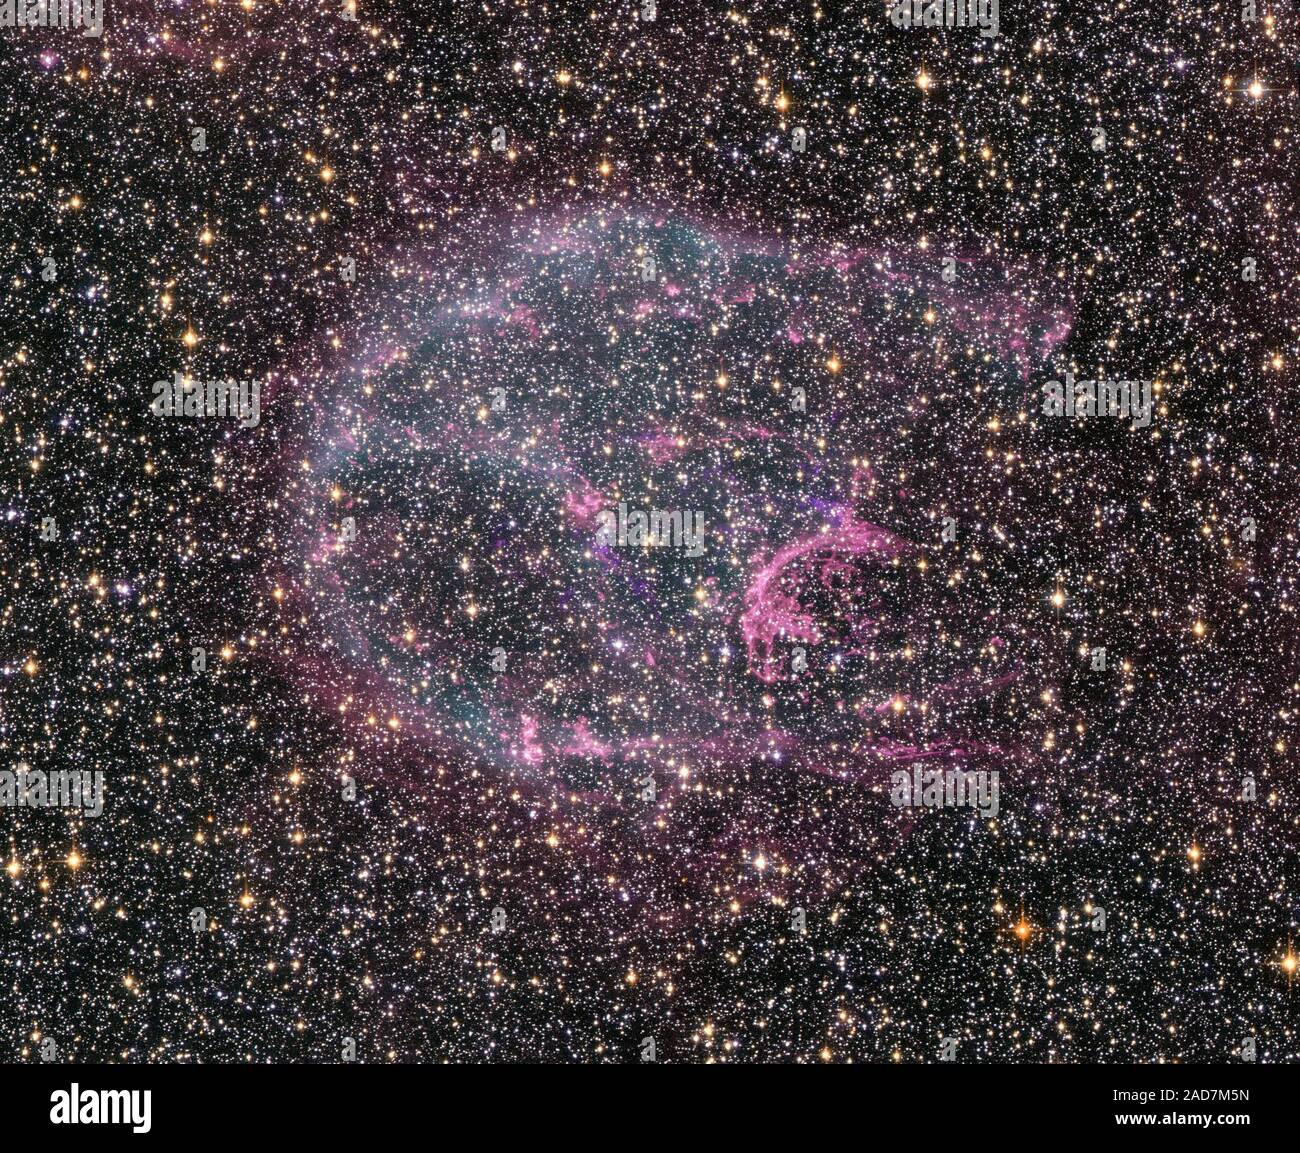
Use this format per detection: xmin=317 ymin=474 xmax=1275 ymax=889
xmin=1 ymin=0 xmax=1299 ymax=1066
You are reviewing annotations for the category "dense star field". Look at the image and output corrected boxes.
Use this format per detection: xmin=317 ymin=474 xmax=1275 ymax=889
xmin=2 ymin=0 xmax=1300 ymax=1064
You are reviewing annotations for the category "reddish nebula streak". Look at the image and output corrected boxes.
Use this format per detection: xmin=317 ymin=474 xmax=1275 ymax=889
xmin=739 ymin=516 xmax=912 ymax=683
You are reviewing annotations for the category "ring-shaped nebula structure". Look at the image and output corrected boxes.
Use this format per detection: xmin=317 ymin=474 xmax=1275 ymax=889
xmin=272 ymin=207 xmax=1072 ymax=917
